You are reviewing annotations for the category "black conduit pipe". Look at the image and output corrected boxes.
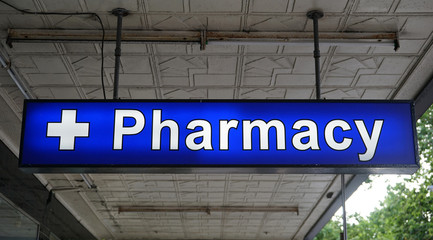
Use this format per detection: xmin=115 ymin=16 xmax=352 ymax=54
xmin=307 ymin=10 xmax=323 ymax=100
xmin=112 ymin=8 xmax=129 ymax=99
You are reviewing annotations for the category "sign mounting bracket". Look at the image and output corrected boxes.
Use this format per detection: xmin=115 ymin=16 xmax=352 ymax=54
xmin=111 ymin=8 xmax=129 ymax=100
xmin=307 ymin=10 xmax=324 ymax=100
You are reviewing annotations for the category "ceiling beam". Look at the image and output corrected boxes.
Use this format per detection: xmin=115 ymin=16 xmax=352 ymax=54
xmin=414 ymin=76 xmax=433 ymax=119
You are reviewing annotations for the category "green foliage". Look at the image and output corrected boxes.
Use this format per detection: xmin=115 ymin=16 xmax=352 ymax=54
xmin=418 ymin=104 xmax=433 ymax=159
xmin=314 ymin=216 xmax=341 ymax=240
xmin=315 ymin=105 xmax=433 ymax=240
xmin=415 ymin=105 xmax=433 ymax=181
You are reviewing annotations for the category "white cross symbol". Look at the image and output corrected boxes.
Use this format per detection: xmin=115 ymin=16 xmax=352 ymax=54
xmin=47 ymin=110 xmax=89 ymax=150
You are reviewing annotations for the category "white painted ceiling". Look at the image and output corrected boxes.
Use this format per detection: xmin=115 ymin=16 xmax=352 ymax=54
xmin=0 ymin=0 xmax=432 ymax=239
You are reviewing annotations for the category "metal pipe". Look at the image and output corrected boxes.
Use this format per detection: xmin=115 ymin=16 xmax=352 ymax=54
xmin=341 ymin=174 xmax=347 ymax=240
xmin=80 ymin=173 xmax=96 ymax=189
xmin=0 ymin=54 xmax=32 ymax=99
xmin=111 ymin=8 xmax=128 ymax=100
xmin=207 ymin=40 xmax=395 ymax=47
xmin=314 ymin=15 xmax=321 ymax=100
xmin=118 ymin=206 xmax=299 ymax=215
xmin=7 ymin=29 xmax=397 ymax=46
xmin=307 ymin=10 xmax=324 ymax=100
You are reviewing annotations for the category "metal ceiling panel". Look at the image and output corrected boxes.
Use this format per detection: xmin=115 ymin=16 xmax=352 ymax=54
xmin=0 ymin=0 xmax=432 ymax=239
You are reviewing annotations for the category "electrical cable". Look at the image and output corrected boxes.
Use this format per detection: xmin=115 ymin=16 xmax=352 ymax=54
xmin=94 ymin=14 xmax=106 ymax=100
xmin=0 ymin=0 xmax=107 ymax=99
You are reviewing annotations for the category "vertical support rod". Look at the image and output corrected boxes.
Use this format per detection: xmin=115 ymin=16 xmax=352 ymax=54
xmin=341 ymin=174 xmax=347 ymax=240
xmin=307 ymin=10 xmax=323 ymax=100
xmin=112 ymin=8 xmax=129 ymax=100
xmin=313 ymin=16 xmax=321 ymax=100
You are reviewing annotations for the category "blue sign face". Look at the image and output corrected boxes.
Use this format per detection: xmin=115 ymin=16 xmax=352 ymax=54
xmin=19 ymin=100 xmax=419 ymax=174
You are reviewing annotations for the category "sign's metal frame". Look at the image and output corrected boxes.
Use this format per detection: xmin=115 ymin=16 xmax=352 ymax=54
xmin=19 ymin=99 xmax=420 ymax=174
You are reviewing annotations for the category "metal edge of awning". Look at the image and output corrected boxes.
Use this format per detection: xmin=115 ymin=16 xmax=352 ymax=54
xmin=304 ymin=75 xmax=433 ymax=240
xmin=303 ymin=174 xmax=369 ymax=240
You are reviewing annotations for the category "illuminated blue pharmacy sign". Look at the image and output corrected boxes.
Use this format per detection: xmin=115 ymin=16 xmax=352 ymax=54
xmin=19 ymin=100 xmax=419 ymax=174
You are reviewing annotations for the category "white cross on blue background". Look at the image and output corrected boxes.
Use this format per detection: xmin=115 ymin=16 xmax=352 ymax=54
xmin=46 ymin=109 xmax=89 ymax=150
